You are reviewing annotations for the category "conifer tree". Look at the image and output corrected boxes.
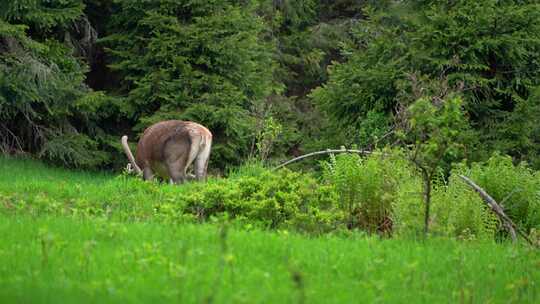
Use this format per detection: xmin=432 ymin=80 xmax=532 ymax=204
xmin=103 ymin=0 xmax=279 ymax=168
xmin=312 ymin=0 xmax=540 ymax=167
xmin=0 ymin=0 xmax=112 ymax=167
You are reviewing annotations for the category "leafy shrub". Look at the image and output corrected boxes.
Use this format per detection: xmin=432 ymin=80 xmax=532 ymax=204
xmin=431 ymin=176 xmax=499 ymax=241
xmin=176 ymin=164 xmax=345 ymax=234
xmin=399 ymin=96 xmax=469 ymax=235
xmin=456 ymin=155 xmax=539 ymax=235
xmin=428 ymin=154 xmax=540 ymax=241
xmin=322 ymin=150 xmax=420 ymax=235
xmin=3 ymin=155 xmax=538 ymax=241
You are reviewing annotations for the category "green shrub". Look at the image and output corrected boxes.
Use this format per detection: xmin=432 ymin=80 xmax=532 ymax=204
xmin=2 ymin=155 xmax=538 ymax=241
xmin=322 ymin=149 xmax=420 ymax=235
xmin=457 ymin=155 xmax=539 ymax=235
xmin=177 ymin=164 xmax=345 ymax=234
xmin=431 ymin=175 xmax=499 ymax=241
xmin=428 ymin=154 xmax=540 ymax=241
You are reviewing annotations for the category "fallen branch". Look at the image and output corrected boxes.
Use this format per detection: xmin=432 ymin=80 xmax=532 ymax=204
xmin=273 ymin=148 xmax=373 ymax=170
xmin=459 ymin=175 xmax=536 ymax=247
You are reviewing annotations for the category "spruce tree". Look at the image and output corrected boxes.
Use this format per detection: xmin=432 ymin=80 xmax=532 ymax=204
xmin=311 ymin=0 xmax=540 ymax=166
xmin=0 ymin=0 xmax=112 ymax=167
xmin=103 ymin=0 xmax=278 ymax=168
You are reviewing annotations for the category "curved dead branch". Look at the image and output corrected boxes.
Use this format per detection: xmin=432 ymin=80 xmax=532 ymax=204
xmin=273 ymin=148 xmax=373 ymax=170
xmin=459 ymin=175 xmax=536 ymax=247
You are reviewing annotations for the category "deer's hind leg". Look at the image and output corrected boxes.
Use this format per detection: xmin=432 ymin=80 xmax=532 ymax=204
xmin=194 ymin=138 xmax=211 ymax=181
xmin=167 ymin=157 xmax=186 ymax=184
xmin=143 ymin=167 xmax=154 ymax=181
xmin=164 ymin=139 xmax=190 ymax=184
xmin=184 ymin=133 xmax=202 ymax=178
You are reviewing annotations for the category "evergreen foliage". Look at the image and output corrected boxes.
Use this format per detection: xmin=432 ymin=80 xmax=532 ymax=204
xmin=0 ymin=0 xmax=114 ymax=168
xmin=0 ymin=0 xmax=539 ymax=171
xmin=312 ymin=0 xmax=540 ymax=165
xmin=103 ymin=0 xmax=279 ymax=168
xmin=254 ymin=0 xmax=364 ymax=155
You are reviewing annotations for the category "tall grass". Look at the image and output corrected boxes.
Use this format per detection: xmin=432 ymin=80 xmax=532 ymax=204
xmin=0 ymin=156 xmax=204 ymax=222
xmin=0 ymin=215 xmax=538 ymax=304
xmin=0 ymin=156 xmax=539 ymax=303
xmin=2 ymin=153 xmax=539 ymax=239
xmin=1 ymin=156 xmax=343 ymax=231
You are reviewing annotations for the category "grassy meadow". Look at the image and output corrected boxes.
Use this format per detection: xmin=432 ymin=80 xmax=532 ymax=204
xmin=0 ymin=157 xmax=539 ymax=303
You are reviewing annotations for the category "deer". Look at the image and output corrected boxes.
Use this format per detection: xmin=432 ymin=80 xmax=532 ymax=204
xmin=121 ymin=120 xmax=212 ymax=184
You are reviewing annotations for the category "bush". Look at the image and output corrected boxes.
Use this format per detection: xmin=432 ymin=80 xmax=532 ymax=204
xmin=176 ymin=164 xmax=345 ymax=234
xmin=459 ymin=155 xmax=539 ymax=234
xmin=431 ymin=175 xmax=499 ymax=241
xmin=322 ymin=149 xmax=421 ymax=235
xmin=3 ymin=154 xmax=538 ymax=241
xmin=428 ymin=154 xmax=540 ymax=241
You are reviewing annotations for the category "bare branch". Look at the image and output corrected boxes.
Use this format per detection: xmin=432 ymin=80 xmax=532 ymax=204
xmin=273 ymin=148 xmax=375 ymax=170
xmin=0 ymin=124 xmax=23 ymax=152
xmin=459 ymin=175 xmax=536 ymax=247
xmin=367 ymin=129 xmax=395 ymax=150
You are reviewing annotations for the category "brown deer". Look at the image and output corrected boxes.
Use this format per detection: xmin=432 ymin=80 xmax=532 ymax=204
xmin=121 ymin=120 xmax=212 ymax=184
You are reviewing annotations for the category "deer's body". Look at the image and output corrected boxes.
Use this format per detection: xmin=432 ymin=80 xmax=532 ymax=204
xmin=121 ymin=120 xmax=212 ymax=184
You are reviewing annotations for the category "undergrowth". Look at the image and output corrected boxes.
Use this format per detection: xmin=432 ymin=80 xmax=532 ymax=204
xmin=1 ymin=153 xmax=539 ymax=242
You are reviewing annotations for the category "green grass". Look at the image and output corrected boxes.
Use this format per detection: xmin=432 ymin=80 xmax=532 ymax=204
xmin=0 ymin=156 xmax=202 ymax=221
xmin=1 ymin=215 xmax=538 ymax=304
xmin=0 ymin=156 xmax=539 ymax=303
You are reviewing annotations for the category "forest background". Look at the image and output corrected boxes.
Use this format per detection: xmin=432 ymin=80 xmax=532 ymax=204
xmin=1 ymin=0 xmax=539 ymax=172
xmin=2 ymin=3 xmax=540 ymax=300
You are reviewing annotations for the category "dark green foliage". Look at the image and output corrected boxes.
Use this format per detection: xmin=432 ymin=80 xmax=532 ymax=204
xmin=1 ymin=0 xmax=369 ymax=169
xmin=0 ymin=0 xmax=84 ymax=30
xmin=103 ymin=0 xmax=278 ymax=168
xmin=312 ymin=0 xmax=540 ymax=165
xmin=1 ymin=0 xmax=539 ymax=175
xmin=254 ymin=0 xmax=365 ymax=156
xmin=493 ymin=86 xmax=540 ymax=168
xmin=0 ymin=1 xmax=115 ymax=168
